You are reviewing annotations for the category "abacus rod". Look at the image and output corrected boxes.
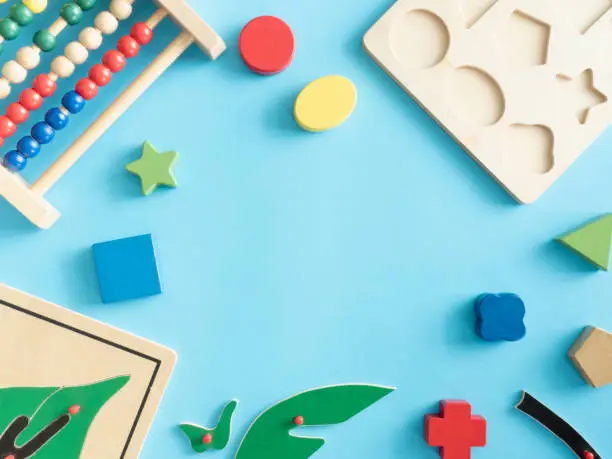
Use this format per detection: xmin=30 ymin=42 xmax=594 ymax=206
xmin=31 ymin=27 xmax=193 ymax=195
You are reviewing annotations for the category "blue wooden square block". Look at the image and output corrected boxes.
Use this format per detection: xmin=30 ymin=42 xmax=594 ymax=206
xmin=92 ymin=234 xmax=162 ymax=303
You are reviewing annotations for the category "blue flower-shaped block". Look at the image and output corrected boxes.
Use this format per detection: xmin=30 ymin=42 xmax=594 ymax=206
xmin=475 ymin=293 xmax=526 ymax=342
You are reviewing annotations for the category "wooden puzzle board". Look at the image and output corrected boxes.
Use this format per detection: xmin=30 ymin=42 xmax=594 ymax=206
xmin=364 ymin=0 xmax=612 ymax=203
xmin=0 ymin=283 xmax=176 ymax=458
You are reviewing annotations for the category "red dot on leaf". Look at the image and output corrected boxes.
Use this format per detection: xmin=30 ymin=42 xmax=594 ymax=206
xmin=69 ymin=405 xmax=81 ymax=415
xmin=202 ymin=433 xmax=213 ymax=444
xmin=293 ymin=415 xmax=304 ymax=426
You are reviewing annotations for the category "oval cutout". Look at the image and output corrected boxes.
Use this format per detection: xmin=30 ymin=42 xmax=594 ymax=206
xmin=449 ymin=66 xmax=505 ymax=126
xmin=390 ymin=10 xmax=450 ymax=69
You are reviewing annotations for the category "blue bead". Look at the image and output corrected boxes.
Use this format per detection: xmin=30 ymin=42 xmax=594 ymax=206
xmin=61 ymin=91 xmax=85 ymax=114
xmin=17 ymin=136 xmax=41 ymax=158
xmin=31 ymin=122 xmax=55 ymax=144
xmin=3 ymin=150 xmax=27 ymax=172
xmin=45 ymin=107 xmax=69 ymax=130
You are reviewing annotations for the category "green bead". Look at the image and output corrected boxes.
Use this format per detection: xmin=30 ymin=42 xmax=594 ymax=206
xmin=0 ymin=19 xmax=19 ymax=40
xmin=74 ymin=0 xmax=96 ymax=11
xmin=60 ymin=3 xmax=82 ymax=25
xmin=10 ymin=4 xmax=33 ymax=26
xmin=33 ymin=29 xmax=56 ymax=52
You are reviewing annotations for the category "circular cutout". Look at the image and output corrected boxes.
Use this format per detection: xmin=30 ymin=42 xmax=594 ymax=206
xmin=390 ymin=9 xmax=449 ymax=69
xmin=449 ymin=66 xmax=505 ymax=126
xmin=239 ymin=16 xmax=295 ymax=75
xmin=294 ymin=75 xmax=357 ymax=132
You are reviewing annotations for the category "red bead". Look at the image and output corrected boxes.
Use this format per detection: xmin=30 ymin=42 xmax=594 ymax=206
xmin=0 ymin=116 xmax=16 ymax=138
xmin=584 ymin=453 xmax=594 ymax=459
xmin=19 ymin=89 xmax=43 ymax=110
xmin=103 ymin=50 xmax=126 ymax=73
xmin=117 ymin=36 xmax=140 ymax=58
xmin=32 ymin=74 xmax=56 ymax=98
xmin=0 ymin=137 xmax=4 ymax=148
xmin=202 ymin=433 xmax=213 ymax=444
xmin=89 ymin=64 xmax=112 ymax=87
xmin=76 ymin=78 xmax=98 ymax=100
xmin=6 ymin=103 xmax=29 ymax=124
xmin=130 ymin=22 xmax=152 ymax=45
xmin=69 ymin=405 xmax=81 ymax=415
xmin=293 ymin=415 xmax=304 ymax=426
xmin=5 ymin=455 xmax=15 ymax=459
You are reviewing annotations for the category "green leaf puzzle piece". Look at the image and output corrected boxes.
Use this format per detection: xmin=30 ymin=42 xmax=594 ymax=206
xmin=234 ymin=384 xmax=395 ymax=459
xmin=126 ymin=141 xmax=179 ymax=196
xmin=0 ymin=375 xmax=129 ymax=458
xmin=179 ymin=399 xmax=238 ymax=453
xmin=557 ymin=215 xmax=612 ymax=270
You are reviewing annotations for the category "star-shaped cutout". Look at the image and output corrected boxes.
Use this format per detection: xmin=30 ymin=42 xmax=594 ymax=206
xmin=126 ymin=141 xmax=178 ymax=195
xmin=556 ymin=69 xmax=607 ymax=124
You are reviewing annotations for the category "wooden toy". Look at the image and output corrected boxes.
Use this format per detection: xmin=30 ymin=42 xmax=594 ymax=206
xmin=474 ymin=293 xmax=526 ymax=341
xmin=179 ymin=400 xmax=238 ymax=453
xmin=364 ymin=0 xmax=612 ymax=203
xmin=0 ymin=0 xmax=48 ymax=62
xmin=235 ymin=384 xmax=394 ymax=459
xmin=294 ymin=75 xmax=357 ymax=132
xmin=92 ymin=233 xmax=162 ymax=303
xmin=568 ymin=326 xmax=612 ymax=388
xmin=557 ymin=215 xmax=612 ymax=270
xmin=239 ymin=16 xmax=294 ymax=75
xmin=516 ymin=391 xmax=600 ymax=458
xmin=126 ymin=140 xmax=178 ymax=195
xmin=425 ymin=400 xmax=486 ymax=459
xmin=0 ymin=0 xmax=225 ymax=229
xmin=0 ymin=282 xmax=176 ymax=458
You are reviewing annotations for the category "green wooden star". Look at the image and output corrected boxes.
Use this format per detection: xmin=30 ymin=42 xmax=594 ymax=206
xmin=126 ymin=141 xmax=179 ymax=195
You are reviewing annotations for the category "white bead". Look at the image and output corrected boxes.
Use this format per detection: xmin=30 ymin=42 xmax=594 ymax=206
xmin=51 ymin=56 xmax=75 ymax=78
xmin=109 ymin=0 xmax=132 ymax=20
xmin=0 ymin=78 xmax=10 ymax=99
xmin=94 ymin=11 xmax=118 ymax=34
xmin=65 ymin=42 xmax=88 ymax=65
xmin=79 ymin=27 xmax=103 ymax=50
xmin=3 ymin=61 xmax=26 ymax=84
xmin=16 ymin=47 xmax=40 ymax=70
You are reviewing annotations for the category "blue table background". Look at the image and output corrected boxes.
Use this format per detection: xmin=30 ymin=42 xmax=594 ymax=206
xmin=0 ymin=0 xmax=611 ymax=457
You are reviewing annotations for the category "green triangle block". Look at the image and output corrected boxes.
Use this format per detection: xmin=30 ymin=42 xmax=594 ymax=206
xmin=557 ymin=215 xmax=612 ymax=270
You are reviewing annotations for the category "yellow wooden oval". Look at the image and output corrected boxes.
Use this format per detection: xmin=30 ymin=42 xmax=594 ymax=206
xmin=294 ymin=75 xmax=357 ymax=132
xmin=23 ymin=0 xmax=47 ymax=13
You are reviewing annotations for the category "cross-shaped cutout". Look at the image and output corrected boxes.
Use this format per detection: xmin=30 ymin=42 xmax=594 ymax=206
xmin=425 ymin=400 xmax=487 ymax=459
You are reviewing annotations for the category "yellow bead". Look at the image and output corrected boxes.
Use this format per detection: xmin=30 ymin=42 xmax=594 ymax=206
xmin=23 ymin=0 xmax=47 ymax=14
xmin=294 ymin=75 xmax=357 ymax=132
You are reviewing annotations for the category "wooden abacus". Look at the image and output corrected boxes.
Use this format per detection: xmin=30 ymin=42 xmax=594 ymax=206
xmin=0 ymin=0 xmax=224 ymax=229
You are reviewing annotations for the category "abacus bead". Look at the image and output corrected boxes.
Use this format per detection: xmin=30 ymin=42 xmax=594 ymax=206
xmin=76 ymin=78 xmax=98 ymax=100
xmin=31 ymin=122 xmax=54 ymax=144
xmin=3 ymin=151 xmax=27 ymax=172
xmin=16 ymin=46 xmax=40 ymax=70
xmin=19 ymin=88 xmax=42 ymax=110
xmin=89 ymin=64 xmax=111 ymax=86
xmin=130 ymin=22 xmax=152 ymax=45
xmin=0 ymin=78 xmax=10 ymax=99
xmin=17 ymin=136 xmax=40 ymax=158
xmin=94 ymin=11 xmax=118 ymax=34
xmin=117 ymin=36 xmax=139 ymax=58
xmin=65 ymin=42 xmax=88 ymax=64
xmin=33 ymin=29 xmax=55 ymax=52
xmin=75 ymin=0 xmax=96 ymax=10
xmin=23 ymin=0 xmax=48 ymax=14
xmin=62 ymin=90 xmax=85 ymax=113
xmin=3 ymin=61 xmax=26 ymax=83
xmin=45 ymin=107 xmax=68 ymax=130
xmin=110 ymin=0 xmax=132 ymax=20
xmin=51 ymin=56 xmax=75 ymax=78
xmin=60 ymin=3 xmax=83 ymax=25
xmin=0 ymin=116 xmax=16 ymax=137
xmin=0 ymin=19 xmax=19 ymax=40
xmin=6 ymin=103 xmax=29 ymax=124
xmin=103 ymin=50 xmax=125 ymax=72
xmin=32 ymin=74 xmax=56 ymax=97
xmin=79 ymin=27 xmax=102 ymax=50
xmin=10 ymin=4 xmax=33 ymax=26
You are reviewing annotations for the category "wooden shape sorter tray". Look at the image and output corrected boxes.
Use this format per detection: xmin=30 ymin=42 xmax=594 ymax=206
xmin=364 ymin=0 xmax=612 ymax=203
xmin=0 ymin=283 xmax=176 ymax=458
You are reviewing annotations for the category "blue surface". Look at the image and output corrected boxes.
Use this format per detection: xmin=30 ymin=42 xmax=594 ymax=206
xmin=0 ymin=0 xmax=612 ymax=458
xmin=92 ymin=233 xmax=161 ymax=302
